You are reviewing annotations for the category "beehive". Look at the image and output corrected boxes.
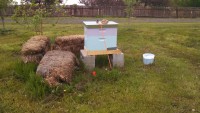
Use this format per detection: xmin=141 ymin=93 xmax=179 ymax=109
xmin=83 ymin=21 xmax=118 ymax=51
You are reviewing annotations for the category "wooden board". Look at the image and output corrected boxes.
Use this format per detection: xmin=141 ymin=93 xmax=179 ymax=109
xmin=84 ymin=49 xmax=122 ymax=56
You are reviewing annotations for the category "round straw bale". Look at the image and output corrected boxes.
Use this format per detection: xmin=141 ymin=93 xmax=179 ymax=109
xmin=36 ymin=50 xmax=79 ymax=86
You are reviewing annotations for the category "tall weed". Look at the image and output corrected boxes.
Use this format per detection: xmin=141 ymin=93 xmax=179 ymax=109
xmin=25 ymin=72 xmax=51 ymax=100
xmin=13 ymin=61 xmax=37 ymax=82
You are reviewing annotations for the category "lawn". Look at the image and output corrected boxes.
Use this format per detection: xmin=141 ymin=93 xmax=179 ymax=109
xmin=0 ymin=17 xmax=200 ymax=113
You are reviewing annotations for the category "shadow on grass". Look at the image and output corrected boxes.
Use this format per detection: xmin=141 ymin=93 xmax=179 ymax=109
xmin=95 ymin=55 xmax=109 ymax=68
xmin=0 ymin=29 xmax=15 ymax=35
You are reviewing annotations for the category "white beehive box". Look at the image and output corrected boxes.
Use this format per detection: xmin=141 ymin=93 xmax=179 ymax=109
xmin=83 ymin=21 xmax=118 ymax=51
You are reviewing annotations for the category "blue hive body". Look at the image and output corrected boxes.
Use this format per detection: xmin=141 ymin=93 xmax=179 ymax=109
xmin=83 ymin=21 xmax=118 ymax=51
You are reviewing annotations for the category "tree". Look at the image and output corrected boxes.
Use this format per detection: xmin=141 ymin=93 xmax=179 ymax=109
xmin=138 ymin=0 xmax=170 ymax=7
xmin=187 ymin=0 xmax=200 ymax=7
xmin=25 ymin=0 xmax=63 ymax=7
xmin=123 ymin=0 xmax=136 ymax=17
xmin=0 ymin=0 xmax=13 ymax=30
xmin=123 ymin=0 xmax=136 ymax=30
xmin=79 ymin=0 xmax=125 ymax=6
xmin=171 ymin=0 xmax=200 ymax=7
xmin=13 ymin=0 xmax=65 ymax=35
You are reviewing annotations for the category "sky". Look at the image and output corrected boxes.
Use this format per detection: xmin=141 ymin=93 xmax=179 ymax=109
xmin=63 ymin=0 xmax=80 ymax=5
xmin=14 ymin=0 xmax=81 ymax=5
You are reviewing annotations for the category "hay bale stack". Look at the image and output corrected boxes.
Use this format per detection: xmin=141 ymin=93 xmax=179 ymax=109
xmin=21 ymin=35 xmax=50 ymax=63
xmin=54 ymin=35 xmax=84 ymax=54
xmin=36 ymin=50 xmax=79 ymax=86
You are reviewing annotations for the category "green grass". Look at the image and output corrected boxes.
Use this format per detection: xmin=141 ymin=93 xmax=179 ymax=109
xmin=0 ymin=18 xmax=200 ymax=112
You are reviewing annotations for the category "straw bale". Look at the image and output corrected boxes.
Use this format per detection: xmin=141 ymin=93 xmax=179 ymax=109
xmin=36 ymin=50 xmax=79 ymax=86
xmin=54 ymin=44 xmax=83 ymax=54
xmin=54 ymin=35 xmax=84 ymax=54
xmin=21 ymin=35 xmax=50 ymax=63
xmin=21 ymin=35 xmax=50 ymax=55
xmin=55 ymin=35 xmax=84 ymax=45
xmin=21 ymin=54 xmax=43 ymax=63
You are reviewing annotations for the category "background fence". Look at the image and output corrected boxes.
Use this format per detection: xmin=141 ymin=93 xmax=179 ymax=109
xmin=5 ymin=6 xmax=200 ymax=18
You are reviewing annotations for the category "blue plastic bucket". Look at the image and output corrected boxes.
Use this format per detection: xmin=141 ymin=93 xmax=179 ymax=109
xmin=143 ymin=53 xmax=155 ymax=65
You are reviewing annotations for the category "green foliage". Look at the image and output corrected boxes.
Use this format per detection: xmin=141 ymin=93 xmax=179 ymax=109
xmin=138 ymin=0 xmax=170 ymax=6
xmin=0 ymin=0 xmax=12 ymax=9
xmin=13 ymin=61 xmax=37 ymax=82
xmin=50 ymin=0 xmax=66 ymax=25
xmin=171 ymin=0 xmax=200 ymax=7
xmin=32 ymin=6 xmax=45 ymax=35
xmin=0 ymin=0 xmax=13 ymax=30
xmin=13 ymin=61 xmax=51 ymax=100
xmin=32 ymin=14 xmax=42 ymax=33
xmin=12 ymin=4 xmax=32 ymax=28
xmin=25 ymin=71 xmax=51 ymax=100
xmin=187 ymin=0 xmax=200 ymax=7
xmin=12 ymin=2 xmax=46 ymax=35
xmin=124 ymin=0 xmax=136 ymax=17
xmin=12 ymin=0 xmax=65 ymax=35
xmin=0 ymin=29 xmax=14 ymax=35
xmin=29 ymin=0 xmax=62 ymax=6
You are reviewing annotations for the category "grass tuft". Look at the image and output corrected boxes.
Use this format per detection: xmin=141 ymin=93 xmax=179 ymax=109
xmin=13 ymin=61 xmax=37 ymax=82
xmin=25 ymin=71 xmax=51 ymax=100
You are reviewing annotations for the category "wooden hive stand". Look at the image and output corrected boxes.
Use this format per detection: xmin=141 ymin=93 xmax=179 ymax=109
xmin=80 ymin=49 xmax=124 ymax=70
